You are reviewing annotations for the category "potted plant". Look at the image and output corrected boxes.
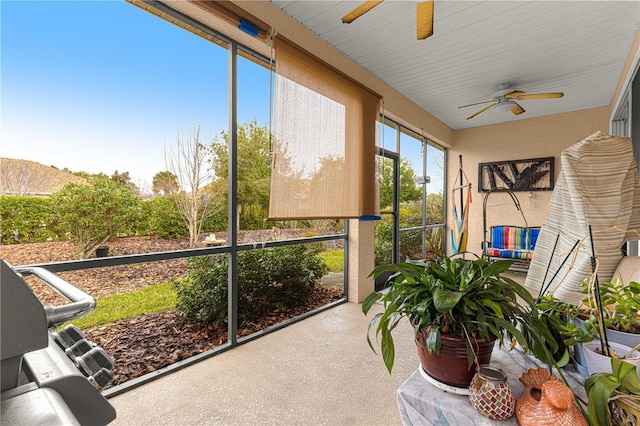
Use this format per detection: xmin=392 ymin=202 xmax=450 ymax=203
xmin=584 ymin=357 xmax=640 ymax=426
xmin=579 ymin=277 xmax=640 ymax=342
xmin=362 ymin=256 xmax=563 ymax=388
xmin=561 ymin=277 xmax=640 ymax=375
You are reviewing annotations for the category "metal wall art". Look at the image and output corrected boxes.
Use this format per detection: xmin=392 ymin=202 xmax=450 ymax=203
xmin=478 ymin=157 xmax=554 ymax=192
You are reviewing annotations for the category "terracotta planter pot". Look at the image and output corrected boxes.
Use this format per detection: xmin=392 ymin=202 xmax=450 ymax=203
xmin=416 ymin=330 xmax=496 ymax=388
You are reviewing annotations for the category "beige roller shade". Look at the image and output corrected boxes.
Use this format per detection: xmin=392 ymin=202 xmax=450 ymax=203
xmin=268 ymin=37 xmax=380 ymax=220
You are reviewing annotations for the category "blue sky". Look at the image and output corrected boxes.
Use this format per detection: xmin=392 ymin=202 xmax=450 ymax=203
xmin=1 ymin=0 xmax=442 ymax=195
xmin=1 ymin=0 xmax=271 ymax=190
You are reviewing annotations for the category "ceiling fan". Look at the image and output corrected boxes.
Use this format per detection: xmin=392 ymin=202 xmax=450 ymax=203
xmin=458 ymin=84 xmax=565 ymax=120
xmin=342 ymin=0 xmax=434 ymax=40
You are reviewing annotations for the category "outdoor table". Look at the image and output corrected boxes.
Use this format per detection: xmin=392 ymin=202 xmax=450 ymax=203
xmin=397 ymin=343 xmax=586 ymax=425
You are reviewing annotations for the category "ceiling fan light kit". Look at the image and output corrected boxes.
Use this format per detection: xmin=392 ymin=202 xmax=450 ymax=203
xmin=459 ymin=84 xmax=565 ymax=120
xmin=494 ymin=101 xmax=515 ymax=113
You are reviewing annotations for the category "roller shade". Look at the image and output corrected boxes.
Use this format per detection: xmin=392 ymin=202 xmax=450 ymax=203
xmin=268 ymin=37 xmax=380 ymax=220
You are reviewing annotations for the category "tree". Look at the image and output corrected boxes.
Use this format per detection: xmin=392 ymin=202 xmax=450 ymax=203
xmin=379 ymin=157 xmax=422 ymax=209
xmin=53 ymin=175 xmax=142 ymax=259
xmin=111 ymin=170 xmax=140 ymax=194
xmin=165 ymin=125 xmax=223 ymax=247
xmin=152 ymin=171 xmax=179 ymax=196
xmin=209 ymin=120 xmax=272 ymax=229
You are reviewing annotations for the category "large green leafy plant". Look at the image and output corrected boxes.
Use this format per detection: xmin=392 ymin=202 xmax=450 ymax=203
xmin=363 ymin=256 xmax=565 ymax=373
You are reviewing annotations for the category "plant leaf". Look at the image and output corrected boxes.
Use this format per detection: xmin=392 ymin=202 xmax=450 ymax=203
xmin=585 ymin=375 xmax=620 ymax=426
xmin=380 ymin=327 xmax=395 ymax=374
xmin=362 ymin=291 xmax=382 ymax=314
xmin=616 ymin=359 xmax=640 ymax=394
xmin=426 ymin=326 xmax=441 ymax=353
xmin=365 ymin=312 xmax=383 ymax=353
xmin=480 ymin=299 xmax=503 ymax=318
xmin=433 ymin=288 xmax=463 ymax=313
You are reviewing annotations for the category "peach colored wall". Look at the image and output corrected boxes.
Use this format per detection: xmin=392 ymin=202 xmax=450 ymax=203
xmin=447 ymin=106 xmax=609 ymax=256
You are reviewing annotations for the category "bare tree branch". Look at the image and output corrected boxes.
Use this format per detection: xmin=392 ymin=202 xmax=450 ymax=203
xmin=165 ymin=125 xmax=223 ymax=247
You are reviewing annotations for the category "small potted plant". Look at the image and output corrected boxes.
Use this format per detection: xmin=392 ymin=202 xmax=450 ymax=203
xmin=363 ymin=255 xmax=564 ymax=388
xmin=561 ymin=277 xmax=640 ymax=375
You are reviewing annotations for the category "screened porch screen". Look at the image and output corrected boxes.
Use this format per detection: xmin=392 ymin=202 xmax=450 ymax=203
xmin=268 ymin=37 xmax=380 ymax=220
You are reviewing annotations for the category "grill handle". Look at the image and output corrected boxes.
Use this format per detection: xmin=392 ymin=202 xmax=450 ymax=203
xmin=16 ymin=267 xmax=96 ymax=328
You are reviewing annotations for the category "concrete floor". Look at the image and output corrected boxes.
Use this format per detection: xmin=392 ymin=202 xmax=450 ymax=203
xmin=109 ymin=302 xmax=418 ymax=426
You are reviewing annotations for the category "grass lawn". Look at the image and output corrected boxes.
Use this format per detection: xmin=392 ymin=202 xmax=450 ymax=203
xmin=320 ymin=249 xmax=344 ymax=272
xmin=64 ymin=282 xmax=176 ymax=330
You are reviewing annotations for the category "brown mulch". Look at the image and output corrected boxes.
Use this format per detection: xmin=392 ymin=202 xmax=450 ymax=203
xmin=0 ymin=238 xmax=343 ymax=387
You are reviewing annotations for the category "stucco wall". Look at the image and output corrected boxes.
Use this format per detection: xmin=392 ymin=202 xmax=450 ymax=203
xmin=447 ymin=106 xmax=610 ymax=257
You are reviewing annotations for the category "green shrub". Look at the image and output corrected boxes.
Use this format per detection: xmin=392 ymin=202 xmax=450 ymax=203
xmin=374 ymin=221 xmax=393 ymax=266
xmin=0 ymin=195 xmax=59 ymax=244
xmin=148 ymin=195 xmax=188 ymax=239
xmin=135 ymin=199 xmax=153 ymax=236
xmin=375 ymin=220 xmax=425 ymax=265
xmin=174 ymin=244 xmax=329 ymax=325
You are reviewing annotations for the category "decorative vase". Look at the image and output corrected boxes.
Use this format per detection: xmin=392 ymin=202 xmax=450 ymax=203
xmin=416 ymin=330 xmax=495 ymax=388
xmin=468 ymin=365 xmax=515 ymax=420
xmin=516 ymin=367 xmax=588 ymax=426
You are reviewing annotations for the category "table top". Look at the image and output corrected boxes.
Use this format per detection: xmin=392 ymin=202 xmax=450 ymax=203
xmin=396 ymin=344 xmax=586 ymax=426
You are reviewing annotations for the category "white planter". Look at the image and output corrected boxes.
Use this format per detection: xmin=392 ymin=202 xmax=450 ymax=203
xmin=582 ymin=341 xmax=640 ymax=376
xmin=571 ymin=318 xmax=640 ymax=376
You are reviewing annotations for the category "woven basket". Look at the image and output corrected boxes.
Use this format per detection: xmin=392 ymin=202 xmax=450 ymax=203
xmin=609 ymin=392 xmax=640 ymax=426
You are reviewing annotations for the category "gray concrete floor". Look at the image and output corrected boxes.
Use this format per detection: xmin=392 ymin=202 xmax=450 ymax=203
xmin=109 ymin=302 xmax=418 ymax=426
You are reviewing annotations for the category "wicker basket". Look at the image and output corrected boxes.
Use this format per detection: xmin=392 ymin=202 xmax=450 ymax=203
xmin=609 ymin=392 xmax=640 ymax=426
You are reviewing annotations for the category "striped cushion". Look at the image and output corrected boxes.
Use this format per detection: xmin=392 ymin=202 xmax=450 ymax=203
xmin=488 ymin=226 xmax=540 ymax=261
xmin=486 ymin=248 xmax=533 ymax=260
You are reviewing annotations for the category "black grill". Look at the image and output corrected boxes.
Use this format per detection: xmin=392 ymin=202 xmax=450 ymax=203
xmin=1 ymin=259 xmax=116 ymax=425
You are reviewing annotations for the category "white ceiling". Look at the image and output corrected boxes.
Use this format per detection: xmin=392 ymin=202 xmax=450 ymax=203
xmin=269 ymin=1 xmax=640 ymax=130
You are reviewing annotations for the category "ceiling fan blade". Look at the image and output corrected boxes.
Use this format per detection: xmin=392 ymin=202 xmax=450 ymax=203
xmin=513 ymin=92 xmax=564 ymax=101
xmin=416 ymin=0 xmax=434 ymax=40
xmin=511 ymin=102 xmax=525 ymax=115
xmin=342 ymin=0 xmax=384 ymax=24
xmin=504 ymin=91 xmax=526 ymax=99
xmin=466 ymin=102 xmax=496 ymax=120
xmin=458 ymin=99 xmax=495 ymax=109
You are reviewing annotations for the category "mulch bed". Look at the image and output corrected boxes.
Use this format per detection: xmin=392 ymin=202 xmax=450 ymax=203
xmin=0 ymin=237 xmax=343 ymax=387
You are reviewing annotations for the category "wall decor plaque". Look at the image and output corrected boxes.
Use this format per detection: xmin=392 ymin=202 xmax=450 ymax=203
xmin=478 ymin=157 xmax=554 ymax=192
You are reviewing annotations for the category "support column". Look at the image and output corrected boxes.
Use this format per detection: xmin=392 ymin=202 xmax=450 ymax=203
xmin=347 ymin=219 xmax=375 ymax=303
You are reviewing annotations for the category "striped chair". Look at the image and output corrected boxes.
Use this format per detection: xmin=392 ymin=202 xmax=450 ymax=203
xmin=486 ymin=226 xmax=540 ymax=262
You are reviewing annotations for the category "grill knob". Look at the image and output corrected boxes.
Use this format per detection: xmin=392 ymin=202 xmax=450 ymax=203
xmin=51 ymin=324 xmax=85 ymax=348
xmin=76 ymin=347 xmax=115 ymax=377
xmin=65 ymin=338 xmax=95 ymax=357
xmin=89 ymin=368 xmax=115 ymax=391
